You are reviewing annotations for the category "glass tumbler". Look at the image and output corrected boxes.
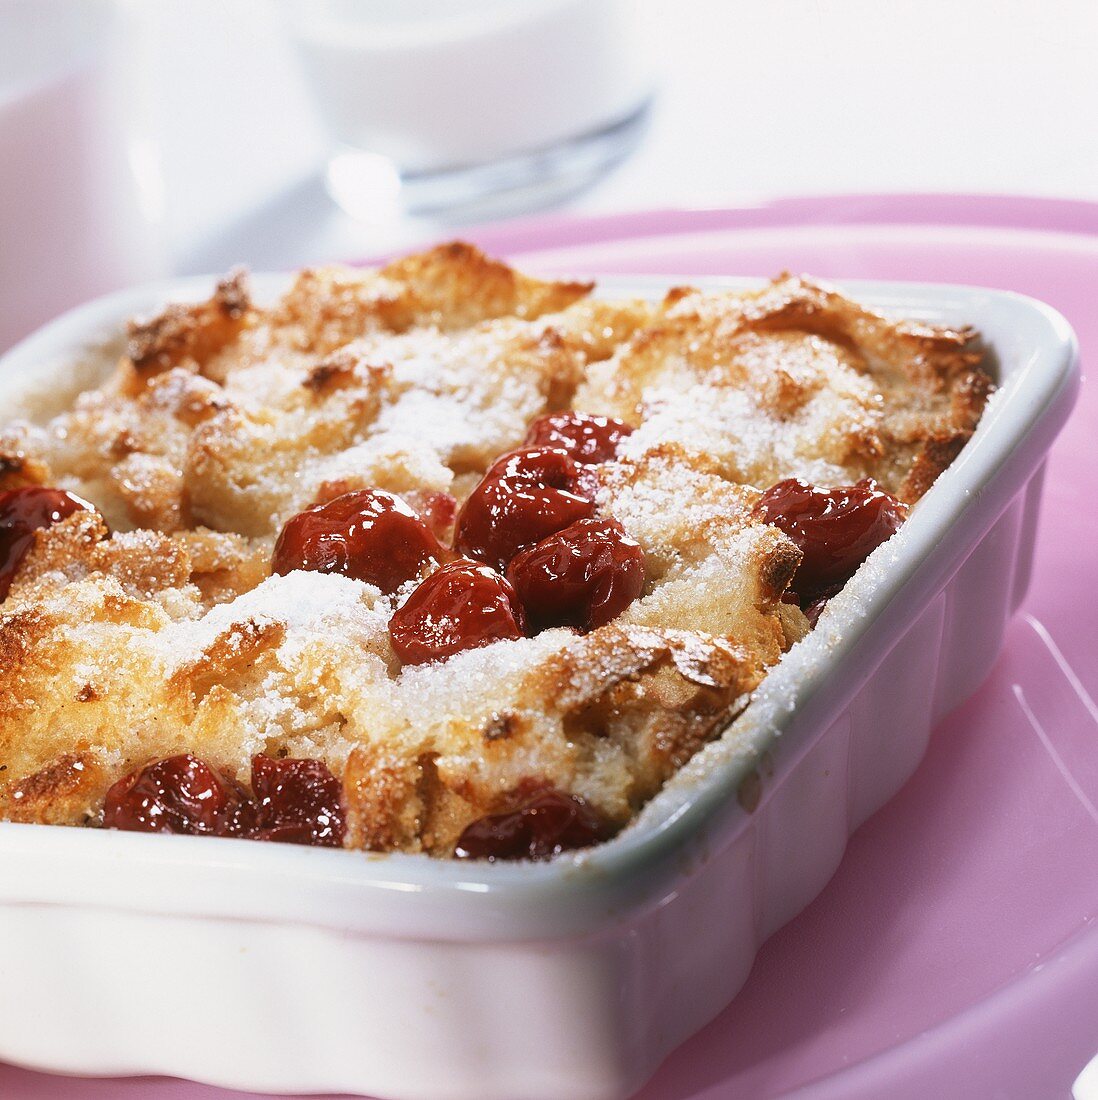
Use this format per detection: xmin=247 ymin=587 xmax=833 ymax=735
xmin=279 ymin=0 xmax=654 ymax=220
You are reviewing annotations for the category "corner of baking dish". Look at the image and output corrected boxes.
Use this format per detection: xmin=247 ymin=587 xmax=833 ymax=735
xmin=0 ymin=276 xmax=1080 ymax=942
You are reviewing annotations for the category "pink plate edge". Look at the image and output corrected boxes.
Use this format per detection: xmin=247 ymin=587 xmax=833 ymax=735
xmin=456 ymin=192 xmax=1098 ymax=257
xmin=4 ymin=193 xmax=1097 ymax=1100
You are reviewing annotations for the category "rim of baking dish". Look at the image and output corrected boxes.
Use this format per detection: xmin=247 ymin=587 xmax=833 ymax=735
xmin=0 ymin=274 xmax=1079 ymax=941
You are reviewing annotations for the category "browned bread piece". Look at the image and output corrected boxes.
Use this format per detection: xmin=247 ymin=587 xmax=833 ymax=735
xmin=0 ymin=247 xmax=650 ymax=537
xmin=261 ymin=240 xmax=595 ymax=356
xmin=577 ymin=274 xmax=990 ymax=502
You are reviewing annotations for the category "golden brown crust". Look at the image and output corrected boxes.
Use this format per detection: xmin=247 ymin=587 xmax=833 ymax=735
xmin=2 ymin=753 xmax=107 ymax=825
xmin=376 ymin=240 xmax=594 ymax=327
xmin=175 ymin=528 xmax=271 ymax=605
xmin=0 ymin=251 xmax=990 ymax=852
xmin=577 ymin=273 xmax=991 ymax=502
xmin=263 ymin=241 xmax=592 ymax=356
xmin=342 ymin=746 xmax=427 ymax=852
xmin=7 ymin=512 xmax=268 ymax=610
xmin=125 ymin=269 xmax=253 ymax=384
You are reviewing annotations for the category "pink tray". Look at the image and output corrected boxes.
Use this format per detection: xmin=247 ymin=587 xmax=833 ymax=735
xmin=5 ymin=194 xmax=1095 ymax=1099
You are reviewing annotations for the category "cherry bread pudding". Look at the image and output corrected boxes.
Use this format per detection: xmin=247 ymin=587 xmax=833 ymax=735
xmin=0 ymin=244 xmax=991 ymax=861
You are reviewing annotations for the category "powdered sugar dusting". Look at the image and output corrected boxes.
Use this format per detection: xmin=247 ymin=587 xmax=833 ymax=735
xmin=619 ymin=366 xmax=877 ymax=490
xmin=155 ymin=571 xmax=388 ymax=669
xmin=398 ymin=629 xmax=570 ymax=723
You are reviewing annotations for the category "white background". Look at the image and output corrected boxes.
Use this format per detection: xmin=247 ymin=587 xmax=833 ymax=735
xmin=118 ymin=0 xmax=1098 ymax=274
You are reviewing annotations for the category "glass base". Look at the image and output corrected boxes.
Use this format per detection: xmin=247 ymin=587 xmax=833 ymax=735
xmin=324 ymin=97 xmax=652 ymax=224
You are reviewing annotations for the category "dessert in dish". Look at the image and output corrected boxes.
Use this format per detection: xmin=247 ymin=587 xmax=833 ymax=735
xmin=0 ymin=244 xmax=991 ymax=859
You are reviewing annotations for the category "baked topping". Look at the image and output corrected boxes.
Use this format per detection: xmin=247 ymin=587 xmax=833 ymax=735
xmin=389 ymin=559 xmax=526 ymax=665
xmin=576 ymin=275 xmax=989 ymax=501
xmin=0 ymin=245 xmax=992 ymax=859
xmin=272 ymin=489 xmax=442 ymax=594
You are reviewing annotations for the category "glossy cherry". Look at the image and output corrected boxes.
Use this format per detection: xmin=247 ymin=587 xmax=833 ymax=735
xmin=754 ymin=478 xmax=907 ymax=600
xmin=272 ymin=489 xmax=441 ymax=593
xmin=453 ymin=447 xmax=595 ymax=571
xmin=480 ymin=446 xmax=590 ymax=489
xmin=453 ymin=786 xmax=608 ymax=862
xmin=523 ymin=411 xmax=633 ymax=464
xmin=251 ymin=755 xmax=345 ymax=847
xmin=0 ymin=486 xmax=94 ymax=601
xmin=506 ymin=517 xmax=645 ymax=633
xmin=389 ymin=559 xmax=526 ymax=665
xmin=103 ymin=754 xmax=255 ymax=837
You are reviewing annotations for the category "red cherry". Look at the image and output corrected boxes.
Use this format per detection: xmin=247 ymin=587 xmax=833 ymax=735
xmin=389 ymin=559 xmax=526 ymax=666
xmin=103 ymin=755 xmax=255 ymax=837
xmin=453 ymin=447 xmax=595 ymax=571
xmin=453 ymin=786 xmax=609 ymax=861
xmin=272 ymin=489 xmax=441 ymax=593
xmin=480 ymin=446 xmax=593 ymax=491
xmin=0 ymin=486 xmax=95 ymax=601
xmin=523 ymin=411 xmax=633 ymax=464
xmin=506 ymin=518 xmax=645 ymax=633
xmin=251 ymin=755 xmax=345 ymax=847
xmin=754 ymin=478 xmax=907 ymax=600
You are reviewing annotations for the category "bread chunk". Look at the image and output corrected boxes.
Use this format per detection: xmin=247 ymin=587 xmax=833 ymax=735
xmin=577 ymin=274 xmax=989 ymax=501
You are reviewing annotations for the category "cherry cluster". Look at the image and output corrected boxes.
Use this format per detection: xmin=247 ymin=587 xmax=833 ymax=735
xmin=103 ymin=753 xmax=345 ymax=847
xmin=0 ymin=425 xmax=909 ymax=862
xmin=273 ymin=411 xmax=644 ymax=667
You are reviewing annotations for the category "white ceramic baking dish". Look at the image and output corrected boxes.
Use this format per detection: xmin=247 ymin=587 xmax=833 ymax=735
xmin=0 ymin=275 xmax=1079 ymax=1100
